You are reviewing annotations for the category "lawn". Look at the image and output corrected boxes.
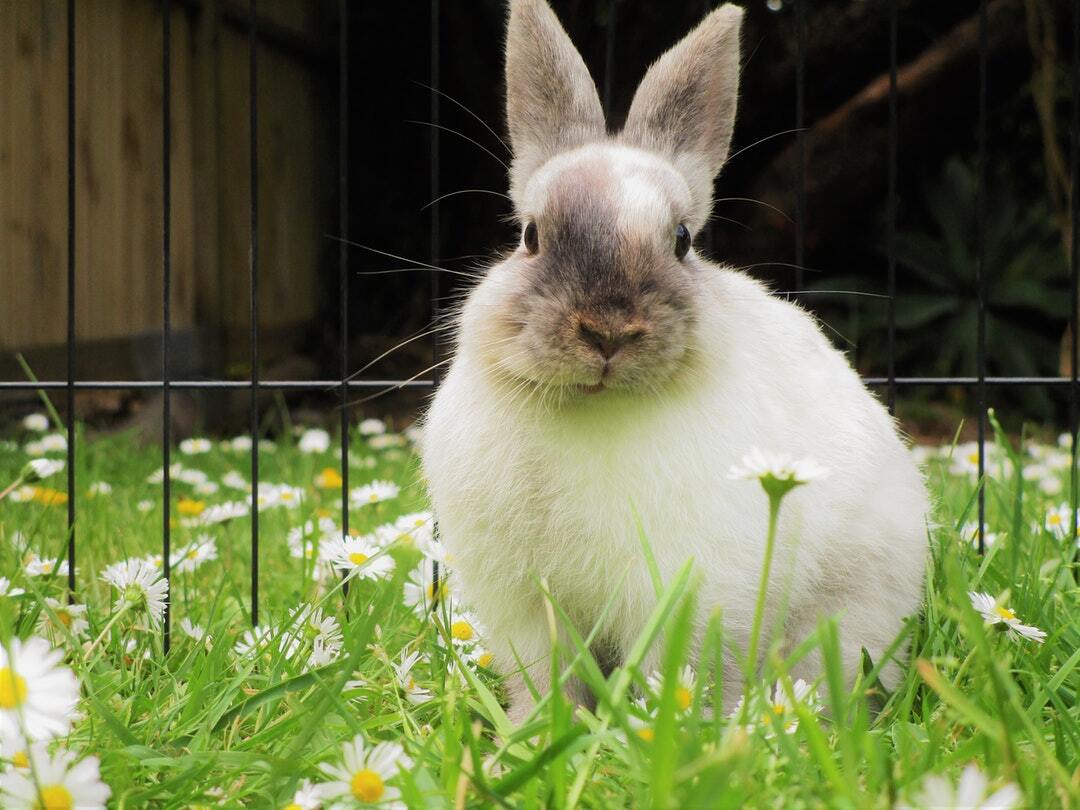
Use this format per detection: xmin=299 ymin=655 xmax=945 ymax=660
xmin=0 ymin=409 xmax=1077 ymax=808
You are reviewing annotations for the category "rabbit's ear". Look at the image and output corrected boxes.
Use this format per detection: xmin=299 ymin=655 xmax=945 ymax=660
xmin=506 ymin=0 xmax=605 ymax=207
xmin=622 ymin=5 xmax=743 ymax=216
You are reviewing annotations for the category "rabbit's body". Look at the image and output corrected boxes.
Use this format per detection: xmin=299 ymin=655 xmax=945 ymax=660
xmin=422 ymin=0 xmax=928 ymax=720
xmin=424 ymin=261 xmax=927 ymax=711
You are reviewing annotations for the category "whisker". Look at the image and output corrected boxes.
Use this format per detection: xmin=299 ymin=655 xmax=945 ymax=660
xmin=412 ymin=80 xmax=512 ymax=154
xmin=352 ymin=266 xmax=481 ymax=279
xmin=736 ymin=261 xmax=823 ymax=275
xmin=404 ymin=120 xmax=511 ymax=171
xmin=714 ymin=197 xmax=793 ymax=224
xmin=421 ymin=188 xmax=512 ymax=212
xmin=324 ymin=235 xmax=450 ymax=274
xmin=346 ymin=359 xmax=452 ymax=408
xmin=346 ymin=326 xmax=455 ymax=382
xmin=724 ymin=127 xmax=808 ymax=166
xmin=775 ymin=289 xmax=889 ymax=300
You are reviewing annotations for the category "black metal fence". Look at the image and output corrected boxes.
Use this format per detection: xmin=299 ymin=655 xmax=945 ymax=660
xmin=1 ymin=0 xmax=1078 ymax=648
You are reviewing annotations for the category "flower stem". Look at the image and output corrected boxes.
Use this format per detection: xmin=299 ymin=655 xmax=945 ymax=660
xmin=84 ymin=603 xmax=130 ymax=660
xmin=744 ymin=493 xmax=783 ymax=704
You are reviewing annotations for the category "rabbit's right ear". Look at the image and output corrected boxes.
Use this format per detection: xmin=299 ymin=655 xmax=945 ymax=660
xmin=505 ymin=0 xmax=605 ymax=209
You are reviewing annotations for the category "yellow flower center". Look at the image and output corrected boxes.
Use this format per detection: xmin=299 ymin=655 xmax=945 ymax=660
xmin=994 ymin=606 xmax=1017 ymax=622
xmin=398 ymin=533 xmax=414 ymax=546
xmin=674 ymin=686 xmax=692 ymax=712
xmin=56 ymin=610 xmax=72 ymax=628
xmin=967 ymin=453 xmax=979 ymax=465
xmin=477 ymin=652 xmax=494 ymax=668
xmin=451 ymin=621 xmax=474 ymax=641
xmin=1049 ymin=513 xmax=1062 ymax=525
xmin=40 ymin=562 xmax=54 ymax=574
xmin=636 ymin=727 xmax=655 ymax=742
xmin=281 ymin=492 xmax=295 ymax=502
xmin=0 ymin=668 xmax=28 ymax=708
xmin=284 ymin=804 xmax=302 ymax=810
xmin=36 ymin=784 xmax=73 ymax=810
xmin=349 ymin=552 xmax=369 ymax=566
xmin=368 ymin=493 xmax=379 ymax=503
xmin=187 ymin=550 xmax=199 ymax=560
xmin=12 ymin=750 xmax=28 ymax=768
xmin=350 ymin=768 xmax=385 ymax=802
xmin=177 ymin=498 xmax=205 ymax=516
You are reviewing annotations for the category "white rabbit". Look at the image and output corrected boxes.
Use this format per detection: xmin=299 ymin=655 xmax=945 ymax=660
xmin=421 ymin=0 xmax=928 ymax=721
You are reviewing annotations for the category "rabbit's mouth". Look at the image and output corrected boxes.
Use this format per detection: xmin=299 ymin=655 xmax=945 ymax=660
xmin=579 ymin=382 xmax=605 ymax=395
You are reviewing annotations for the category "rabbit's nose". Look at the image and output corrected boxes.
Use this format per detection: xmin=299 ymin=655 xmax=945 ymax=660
xmin=578 ymin=321 xmax=645 ymax=360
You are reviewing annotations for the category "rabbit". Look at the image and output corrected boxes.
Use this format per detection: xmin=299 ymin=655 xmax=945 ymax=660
xmin=421 ymin=0 xmax=929 ymax=723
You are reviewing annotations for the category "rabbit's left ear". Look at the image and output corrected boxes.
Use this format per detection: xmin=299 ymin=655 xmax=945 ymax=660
xmin=622 ymin=5 xmax=743 ymax=219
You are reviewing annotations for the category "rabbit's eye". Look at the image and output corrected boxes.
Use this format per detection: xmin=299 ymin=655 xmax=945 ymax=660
xmin=522 ymin=221 xmax=539 ymax=254
xmin=674 ymin=224 xmax=691 ymax=260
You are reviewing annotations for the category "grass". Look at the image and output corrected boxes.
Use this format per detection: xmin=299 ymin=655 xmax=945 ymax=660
xmin=0 ymin=412 xmax=1078 ymax=808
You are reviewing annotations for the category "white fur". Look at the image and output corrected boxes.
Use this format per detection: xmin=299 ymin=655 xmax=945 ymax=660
xmin=423 ymin=264 xmax=929 ymax=715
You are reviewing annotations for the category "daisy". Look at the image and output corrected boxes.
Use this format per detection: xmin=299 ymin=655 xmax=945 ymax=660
xmin=147 ymin=463 xmax=183 ymax=484
xmin=299 ymin=429 xmax=331 ymax=455
xmin=36 ymin=598 xmax=89 ymax=644
xmin=359 ymin=418 xmax=386 ymax=436
xmin=194 ymin=480 xmax=220 ymax=496
xmin=1039 ymin=476 xmax=1064 ymax=496
xmin=222 ymin=471 xmax=250 ymax=491
xmin=732 ymin=678 xmax=821 ymax=736
xmin=7 ymin=487 xmax=36 ymax=503
xmin=177 ymin=468 xmax=210 ymax=486
xmin=180 ymin=618 xmax=210 ymax=645
xmin=624 ymin=697 xmax=657 ymax=743
xmin=368 ymin=434 xmax=406 ymax=451
xmin=460 ymin=644 xmax=494 ymax=670
xmin=39 ymin=434 xmax=68 ymax=453
xmin=646 ymin=665 xmax=697 ymax=713
xmin=0 ymin=578 xmax=25 ymax=598
xmin=24 ymin=556 xmax=69 ymax=578
xmin=171 ymin=536 xmax=219 ymax=573
xmin=101 ymin=559 xmax=169 ymax=627
xmin=958 ymin=522 xmax=1000 ymax=548
xmin=0 ymin=636 xmax=80 ymax=741
xmin=393 ymin=650 xmax=433 ymax=704
xmin=0 ymin=744 xmax=110 ymax=809
xmin=286 ymin=779 xmax=322 ymax=809
xmin=21 ymin=414 xmax=48 ymax=432
xmin=197 ymin=500 xmax=250 ymax=525
xmin=86 ymin=481 xmax=112 ymax=497
xmin=325 ymin=536 xmax=395 ymax=581
xmin=349 ymin=480 xmax=400 ymax=507
xmin=224 ymin=435 xmax=254 ymax=453
xmin=287 ymin=605 xmax=344 ymax=668
xmin=234 ymin=626 xmax=274 ymax=660
xmin=177 ymin=498 xmax=206 ymax=517
xmin=1044 ymin=503 xmax=1077 ymax=541
xmin=446 ymin=609 xmax=484 ymax=647
xmin=179 ymin=437 xmax=213 ymax=455
xmin=728 ymin=448 xmax=828 ymax=498
xmin=403 ymin=568 xmax=447 ymax=615
xmin=898 ymin=763 xmax=1022 ymax=810
xmin=316 ymin=735 xmax=412 ymax=808
xmin=22 ymin=459 xmax=64 ymax=483
xmin=968 ymin=592 xmax=1047 ymax=643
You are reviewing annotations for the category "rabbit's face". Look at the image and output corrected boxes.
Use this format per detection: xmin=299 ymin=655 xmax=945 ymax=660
xmin=459 ymin=0 xmax=743 ymax=401
xmin=474 ymin=143 xmax=700 ymax=395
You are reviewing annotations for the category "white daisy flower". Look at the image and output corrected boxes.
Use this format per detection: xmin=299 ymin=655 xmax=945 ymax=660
xmin=325 ymin=536 xmax=395 ymax=581
xmin=8 ymin=487 xmax=37 ymax=503
xmin=1058 ymin=432 xmax=1073 ymax=449
xmin=0 ymin=578 xmax=25 ymax=598
xmin=349 ymin=480 xmax=400 ymax=507
xmin=0 ymin=744 xmax=110 ymax=809
xmin=194 ymin=480 xmax=220 ymax=496
xmin=179 ymin=437 xmax=213 ymax=455
xmin=460 ymin=644 xmax=494 ymax=670
xmin=403 ymin=568 xmax=447 ymax=615
xmin=101 ymin=559 xmax=169 ymax=627
xmin=177 ymin=468 xmax=210 ymax=486
xmin=21 ymin=414 xmax=48 ymax=433
xmin=368 ymin=434 xmax=406 ymax=451
xmin=171 ymin=536 xmax=219 ymax=573
xmin=287 ymin=518 xmax=338 ymax=562
xmin=197 ymin=500 xmax=250 ymax=525
xmin=359 ymin=418 xmax=386 ymax=436
xmin=86 ymin=481 xmax=112 ymax=497
xmin=298 ymin=429 xmax=331 ymax=455
xmin=222 ymin=471 xmax=250 ymax=491
xmin=968 ymin=592 xmax=1047 ymax=643
xmin=732 ymin=678 xmax=821 ymax=736
xmin=0 ymin=636 xmax=80 ymax=741
xmin=646 ymin=665 xmax=697 ymax=713
xmin=898 ymin=763 xmax=1022 ymax=810
xmin=36 ymin=598 xmax=89 ymax=644
xmin=958 ymin=522 xmax=1000 ymax=548
xmin=147 ymin=463 xmax=184 ymax=484
xmin=39 ymin=434 xmax=68 ymax=453
xmin=1039 ymin=476 xmax=1064 ymax=496
xmin=24 ymin=556 xmax=69 ymax=578
xmin=137 ymin=499 xmax=155 ymax=513
xmin=623 ymin=697 xmax=657 ymax=743
xmin=1044 ymin=503 xmax=1077 ymax=541
xmin=22 ymin=441 xmax=44 ymax=457
xmin=287 ymin=605 xmax=344 ymax=669
xmin=180 ymin=618 xmax=210 ymax=645
xmin=225 ymin=435 xmax=254 ymax=453
xmin=287 ymin=779 xmax=322 ymax=809
xmin=22 ymin=459 xmax=64 ymax=483
xmin=393 ymin=650 xmax=433 ymax=704
xmin=234 ymin=626 xmax=274 ymax=660
xmin=316 ymin=735 xmax=412 ymax=808
xmin=728 ymin=448 xmax=828 ymax=496
xmin=446 ymin=609 xmax=484 ymax=647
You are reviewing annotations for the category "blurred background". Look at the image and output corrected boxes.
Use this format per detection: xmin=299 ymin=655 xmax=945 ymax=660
xmin=0 ymin=0 xmax=1076 ymax=442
